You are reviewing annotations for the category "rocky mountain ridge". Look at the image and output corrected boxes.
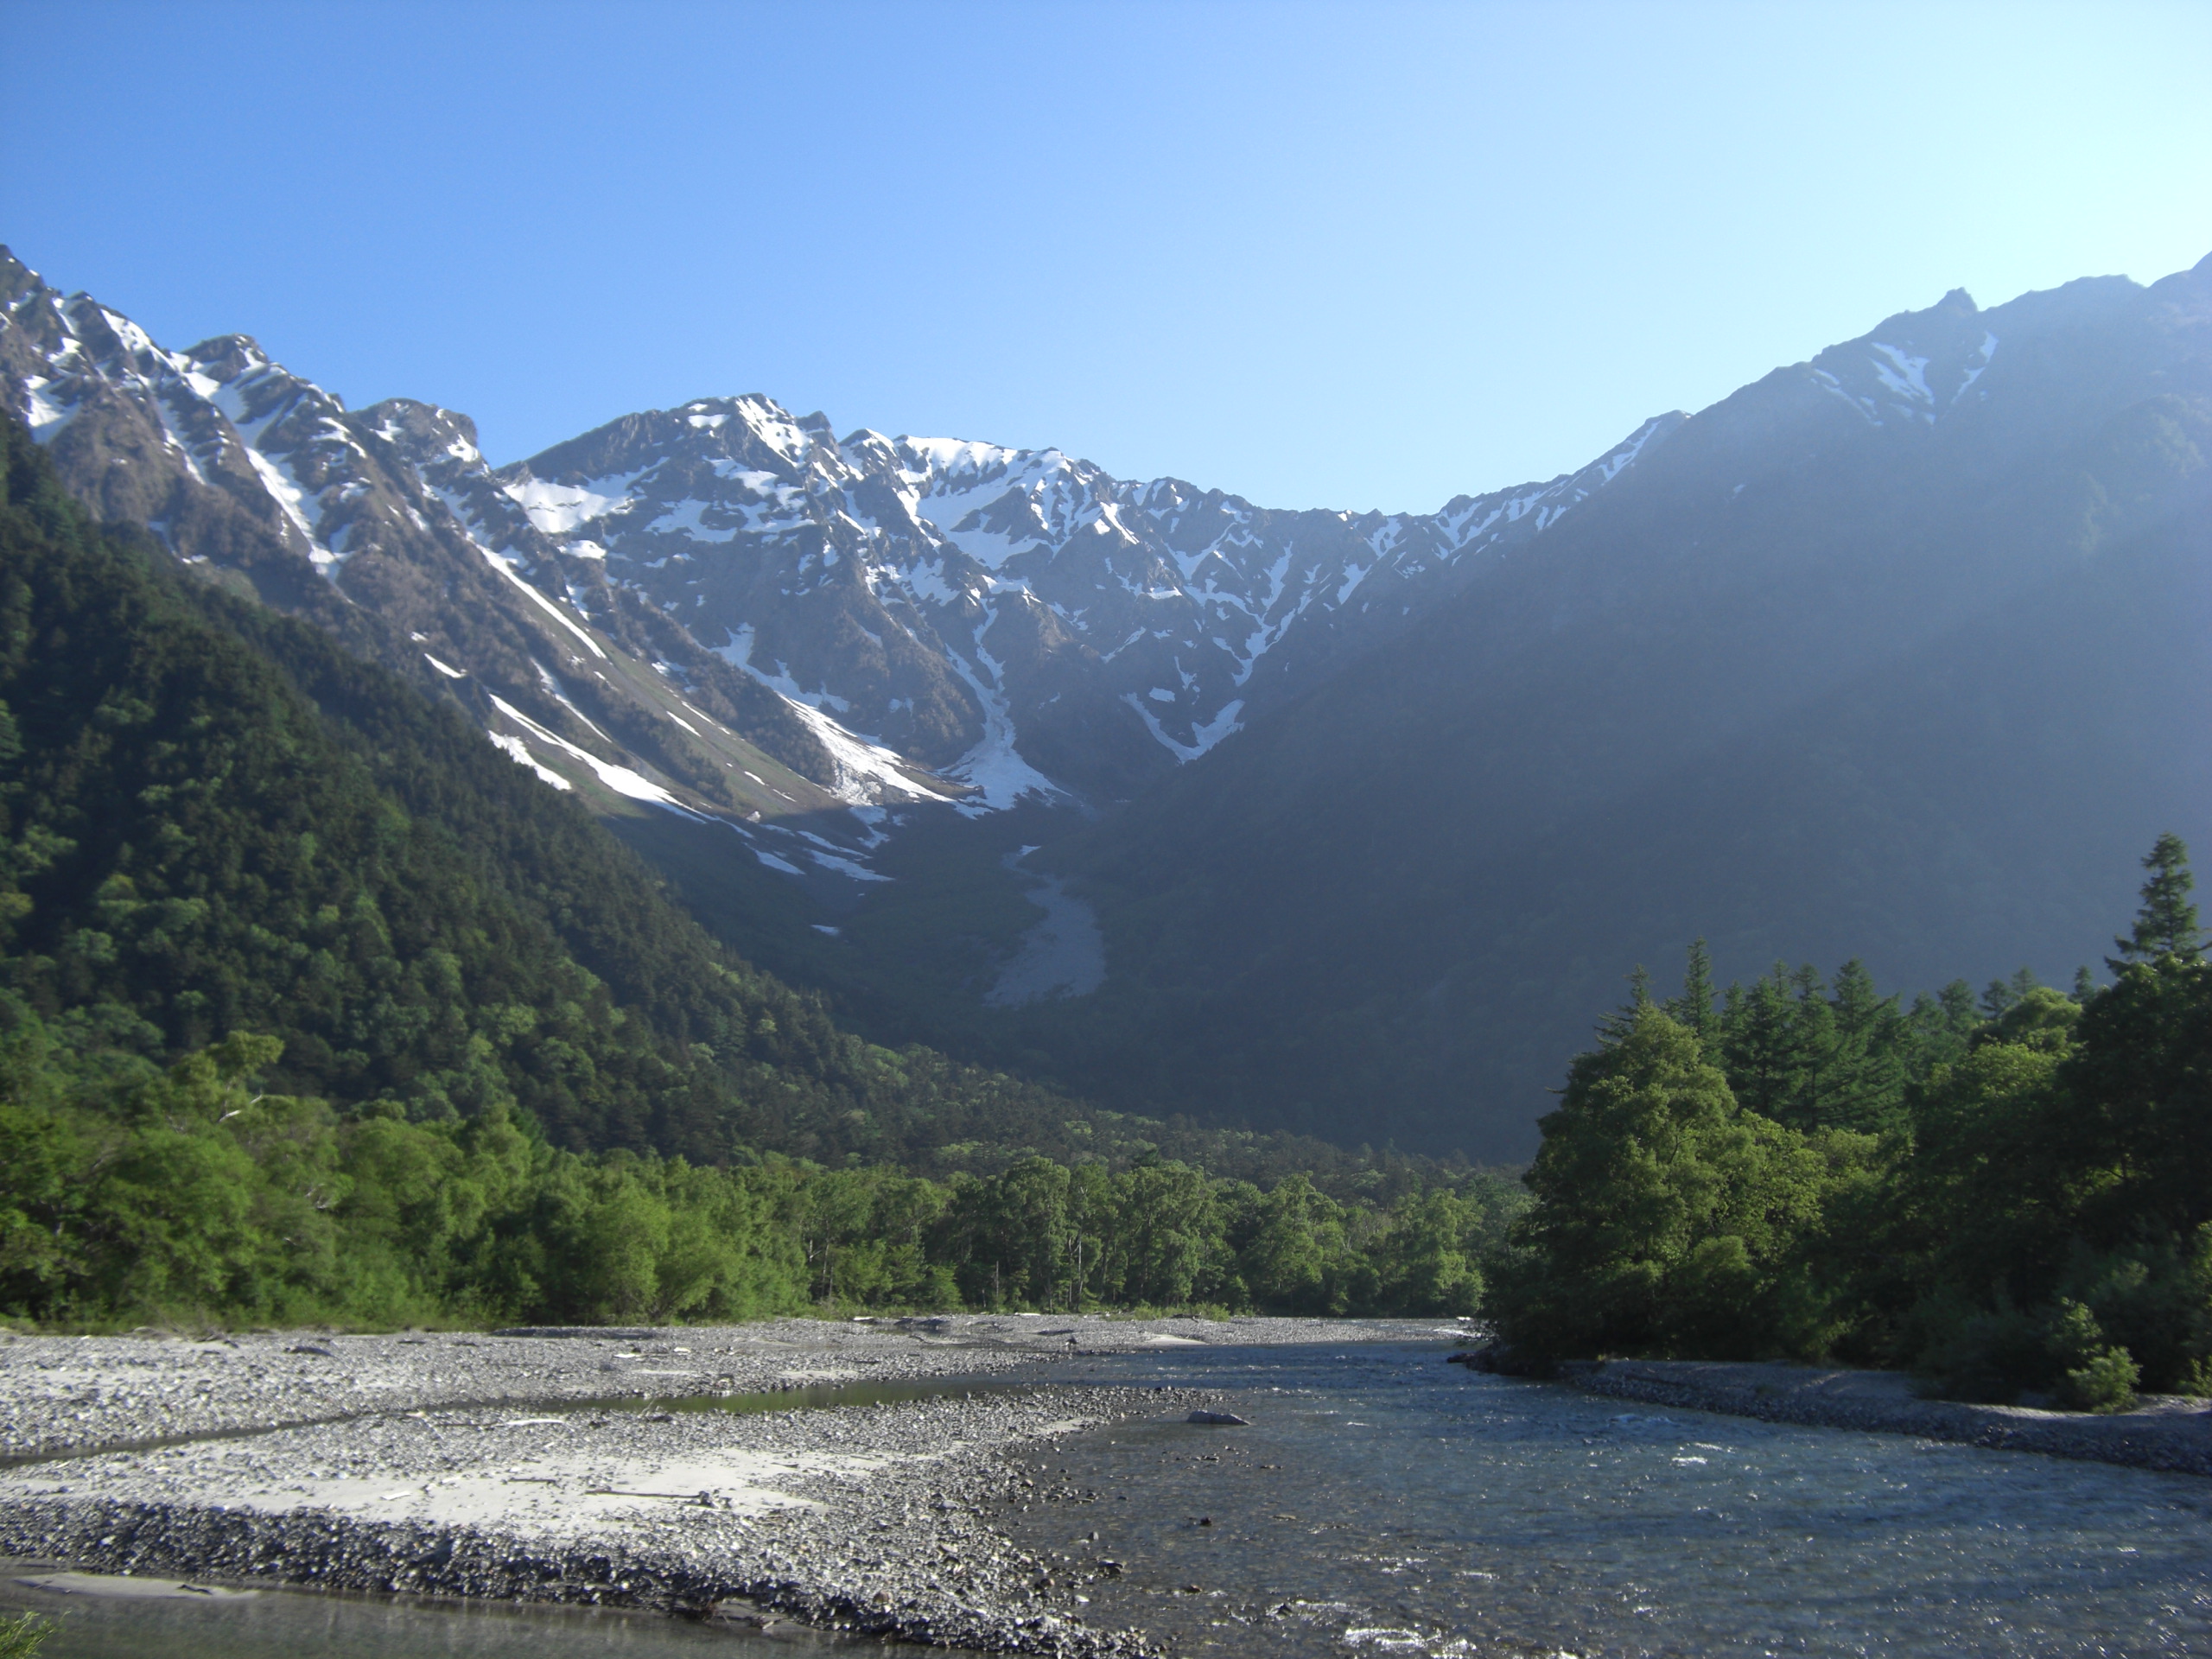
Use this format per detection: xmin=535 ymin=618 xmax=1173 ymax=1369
xmin=1 ymin=243 xmax=1681 ymax=855
xmin=10 ymin=240 xmax=2203 ymax=1160
xmin=492 ymin=394 xmax=1683 ymax=805
xmin=0 ymin=249 xmax=940 ymax=902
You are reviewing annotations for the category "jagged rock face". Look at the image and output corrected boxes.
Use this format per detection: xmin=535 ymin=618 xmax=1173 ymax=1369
xmin=495 ymin=397 xmax=1685 ymax=804
xmin=0 ymin=251 xmax=943 ymax=840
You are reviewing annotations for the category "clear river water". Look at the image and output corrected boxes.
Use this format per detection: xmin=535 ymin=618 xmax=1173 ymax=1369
xmin=1011 ymin=1344 xmax=2212 ymax=1657
xmin=7 ymin=1341 xmax=2209 ymax=1657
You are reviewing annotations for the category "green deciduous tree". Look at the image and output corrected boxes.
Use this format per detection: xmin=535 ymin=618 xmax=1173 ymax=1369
xmin=1492 ymin=1007 xmax=1840 ymax=1362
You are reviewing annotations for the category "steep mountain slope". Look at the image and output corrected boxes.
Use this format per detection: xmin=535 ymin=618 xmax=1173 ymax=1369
xmin=0 ymin=251 xmax=961 ymax=854
xmin=1028 ymin=259 xmax=2212 ymax=1159
xmin=10 ymin=239 xmax=2205 ymax=1167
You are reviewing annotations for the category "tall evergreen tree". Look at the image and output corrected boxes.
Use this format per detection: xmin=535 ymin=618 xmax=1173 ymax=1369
xmin=1669 ymin=938 xmax=1720 ymax=1046
xmin=1821 ymin=959 xmax=1910 ymax=1132
xmin=2109 ymin=833 xmax=2202 ymax=967
xmin=1719 ymin=967 xmax=1802 ymax=1122
xmin=1593 ymin=963 xmax=1657 ymax=1046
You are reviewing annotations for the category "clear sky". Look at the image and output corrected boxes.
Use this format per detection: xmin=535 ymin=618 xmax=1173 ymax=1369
xmin=4 ymin=0 xmax=2208 ymax=512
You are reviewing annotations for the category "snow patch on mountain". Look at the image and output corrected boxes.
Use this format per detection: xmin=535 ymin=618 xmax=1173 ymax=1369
xmin=1123 ymin=691 xmax=1245 ymax=760
xmin=507 ymin=475 xmax=639 ymax=535
xmin=487 ymin=732 xmax=574 ymax=791
xmin=477 ymin=548 xmax=607 ymax=659
xmin=1952 ymin=333 xmax=1999 ymax=404
xmin=20 ymin=375 xmax=73 ymax=431
xmin=487 ymin=693 xmax=702 ymax=815
xmin=774 ymin=696 xmax=939 ymax=807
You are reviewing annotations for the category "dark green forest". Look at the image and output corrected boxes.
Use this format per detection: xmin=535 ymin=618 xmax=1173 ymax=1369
xmin=1490 ymin=836 xmax=2211 ymax=1408
xmin=0 ymin=415 xmax=1512 ymax=1328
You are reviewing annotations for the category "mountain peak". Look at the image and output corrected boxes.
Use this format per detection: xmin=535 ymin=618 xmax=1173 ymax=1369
xmin=0 ymin=246 xmax=45 ymax=308
xmin=359 ymin=397 xmax=482 ymax=461
xmin=180 ymin=334 xmax=278 ymax=378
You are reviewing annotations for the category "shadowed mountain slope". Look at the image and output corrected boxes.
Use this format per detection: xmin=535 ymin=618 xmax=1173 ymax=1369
xmin=1027 ymin=259 xmax=2212 ymax=1158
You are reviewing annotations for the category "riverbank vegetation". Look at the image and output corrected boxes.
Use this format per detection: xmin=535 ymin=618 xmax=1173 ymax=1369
xmin=0 ymin=1001 xmax=1521 ymax=1328
xmin=1491 ymin=836 xmax=2211 ymax=1408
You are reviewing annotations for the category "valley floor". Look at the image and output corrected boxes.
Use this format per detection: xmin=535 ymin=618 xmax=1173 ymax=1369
xmin=0 ymin=1316 xmax=1458 ymax=1655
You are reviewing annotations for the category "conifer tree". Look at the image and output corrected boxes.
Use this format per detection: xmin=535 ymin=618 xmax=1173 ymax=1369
xmin=1597 ymin=963 xmax=1657 ymax=1045
xmin=2109 ymin=833 xmax=2202 ymax=967
xmin=1821 ymin=959 xmax=1909 ymax=1131
xmin=1720 ymin=967 xmax=1802 ymax=1122
xmin=1784 ymin=964 xmax=1841 ymax=1128
xmin=1669 ymin=939 xmax=1720 ymax=1047
xmin=1981 ymin=966 xmax=2041 ymax=1020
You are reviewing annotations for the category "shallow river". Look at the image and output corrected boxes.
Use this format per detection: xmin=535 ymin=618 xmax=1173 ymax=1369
xmin=7 ymin=1343 xmax=2209 ymax=1656
xmin=1012 ymin=1344 xmax=2212 ymax=1657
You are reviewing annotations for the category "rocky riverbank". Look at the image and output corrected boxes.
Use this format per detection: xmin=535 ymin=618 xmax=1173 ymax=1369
xmin=1 ymin=1313 xmax=1460 ymax=1461
xmin=0 ymin=1315 xmax=1459 ymax=1652
xmin=1 ymin=1382 xmax=1189 ymax=1655
xmin=1555 ymin=1357 xmax=2212 ymax=1476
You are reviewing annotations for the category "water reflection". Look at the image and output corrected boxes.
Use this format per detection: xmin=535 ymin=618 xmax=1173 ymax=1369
xmin=0 ymin=1567 xmax=939 ymax=1659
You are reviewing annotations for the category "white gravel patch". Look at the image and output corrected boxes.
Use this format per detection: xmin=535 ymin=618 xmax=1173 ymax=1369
xmin=0 ymin=1315 xmax=1452 ymax=1652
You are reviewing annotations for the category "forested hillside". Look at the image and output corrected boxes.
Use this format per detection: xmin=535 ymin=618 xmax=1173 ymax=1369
xmin=1489 ymin=839 xmax=2211 ymax=1407
xmin=0 ymin=413 xmax=1426 ymax=1185
xmin=0 ymin=412 xmax=1529 ymax=1328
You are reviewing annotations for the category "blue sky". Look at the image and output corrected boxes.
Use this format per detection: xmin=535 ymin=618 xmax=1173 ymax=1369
xmin=5 ymin=1 xmax=2208 ymax=512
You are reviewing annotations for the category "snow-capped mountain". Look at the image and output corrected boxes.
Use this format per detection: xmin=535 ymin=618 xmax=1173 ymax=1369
xmin=0 ymin=249 xmax=959 ymax=865
xmin=1 ymin=243 xmax=1687 ymax=851
xmin=493 ymin=398 xmax=1684 ymax=805
xmin=1045 ymin=255 xmax=2212 ymax=1156
xmin=7 ymin=236 xmax=2204 ymax=1159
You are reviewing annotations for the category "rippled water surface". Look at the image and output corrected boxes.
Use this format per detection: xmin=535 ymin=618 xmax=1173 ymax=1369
xmin=1010 ymin=1344 xmax=2212 ymax=1657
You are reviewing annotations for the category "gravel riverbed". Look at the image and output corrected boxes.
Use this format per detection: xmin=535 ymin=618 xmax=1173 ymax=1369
xmin=0 ymin=1315 xmax=1459 ymax=1653
xmin=1556 ymin=1356 xmax=2212 ymax=1475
